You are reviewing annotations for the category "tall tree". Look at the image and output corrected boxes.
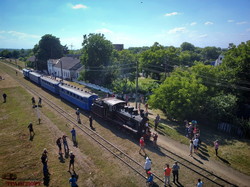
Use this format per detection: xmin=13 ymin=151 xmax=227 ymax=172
xmin=180 ymin=42 xmax=195 ymax=51
xmin=80 ymin=33 xmax=114 ymax=85
xmin=33 ymin=34 xmax=63 ymax=70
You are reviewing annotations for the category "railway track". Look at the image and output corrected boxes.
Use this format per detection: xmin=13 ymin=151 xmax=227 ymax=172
xmin=2 ymin=64 xmax=164 ymax=186
xmin=2 ymin=62 xmax=238 ymax=186
xmin=157 ymin=144 xmax=237 ymax=187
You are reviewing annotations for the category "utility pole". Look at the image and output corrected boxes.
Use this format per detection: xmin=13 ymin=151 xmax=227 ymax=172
xmin=60 ymin=60 xmax=63 ymax=81
xmin=135 ymin=61 xmax=139 ymax=109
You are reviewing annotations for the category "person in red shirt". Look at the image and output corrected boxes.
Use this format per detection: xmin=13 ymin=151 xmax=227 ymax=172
xmin=139 ymin=137 xmax=146 ymax=155
xmin=164 ymin=164 xmax=172 ymax=186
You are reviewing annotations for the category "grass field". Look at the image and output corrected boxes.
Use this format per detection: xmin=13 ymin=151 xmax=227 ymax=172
xmin=0 ymin=63 xmax=141 ymax=187
xmin=147 ymin=106 xmax=250 ymax=176
xmin=1 ymin=61 xmax=249 ymax=187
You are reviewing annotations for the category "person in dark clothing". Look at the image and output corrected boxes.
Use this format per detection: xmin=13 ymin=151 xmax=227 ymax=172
xmin=68 ymin=151 xmax=75 ymax=172
xmin=38 ymin=97 xmax=42 ymax=106
xmin=28 ymin=122 xmax=35 ymax=136
xmin=31 ymin=97 xmax=36 ymax=108
xmin=75 ymin=108 xmax=80 ymax=124
xmin=89 ymin=115 xmax=93 ymax=129
xmin=41 ymin=148 xmax=50 ymax=177
xmin=69 ymin=174 xmax=78 ymax=187
xmin=62 ymin=135 xmax=69 ymax=153
xmin=172 ymin=161 xmax=180 ymax=183
xmin=56 ymin=137 xmax=62 ymax=155
xmin=3 ymin=93 xmax=7 ymax=103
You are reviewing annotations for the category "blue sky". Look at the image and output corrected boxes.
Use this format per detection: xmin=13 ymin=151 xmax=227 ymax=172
xmin=0 ymin=0 xmax=250 ymax=49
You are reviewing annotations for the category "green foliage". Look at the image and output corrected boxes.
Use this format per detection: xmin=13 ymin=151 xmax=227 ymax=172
xmin=180 ymin=42 xmax=195 ymax=51
xmin=148 ymin=68 xmax=208 ymax=120
xmin=80 ymin=33 xmax=114 ymax=85
xmin=206 ymin=94 xmax=238 ymax=122
xmin=33 ymin=34 xmax=64 ymax=70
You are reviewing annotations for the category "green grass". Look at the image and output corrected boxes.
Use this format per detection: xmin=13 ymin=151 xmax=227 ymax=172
xmin=0 ymin=63 xmax=141 ymax=186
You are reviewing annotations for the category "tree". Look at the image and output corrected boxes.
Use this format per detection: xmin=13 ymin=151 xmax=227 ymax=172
xmin=33 ymin=34 xmax=63 ymax=70
xmin=220 ymin=41 xmax=250 ymax=105
xmin=148 ymin=68 xmax=208 ymax=120
xmin=139 ymin=43 xmax=179 ymax=80
xmin=0 ymin=49 xmax=12 ymax=58
xmin=12 ymin=50 xmax=20 ymax=59
xmin=180 ymin=42 xmax=195 ymax=51
xmin=80 ymin=33 xmax=114 ymax=85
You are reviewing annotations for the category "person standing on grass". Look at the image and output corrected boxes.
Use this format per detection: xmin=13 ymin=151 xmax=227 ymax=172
xmin=152 ymin=133 xmax=158 ymax=147
xmin=189 ymin=140 xmax=194 ymax=157
xmin=164 ymin=164 xmax=172 ymax=186
xmin=69 ymin=174 xmax=78 ymax=187
xmin=214 ymin=140 xmax=219 ymax=156
xmin=75 ymin=108 xmax=80 ymax=124
xmin=193 ymin=136 xmax=199 ymax=154
xmin=2 ymin=93 xmax=7 ymax=103
xmin=139 ymin=137 xmax=146 ymax=155
xmin=38 ymin=97 xmax=42 ymax=106
xmin=62 ymin=135 xmax=69 ymax=153
xmin=197 ymin=178 xmax=204 ymax=187
xmin=71 ymin=128 xmax=77 ymax=146
xmin=172 ymin=161 xmax=180 ymax=183
xmin=31 ymin=97 xmax=36 ymax=108
xmin=56 ymin=137 xmax=62 ymax=155
xmin=27 ymin=122 xmax=35 ymax=137
xmin=68 ymin=151 xmax=75 ymax=172
xmin=144 ymin=157 xmax=152 ymax=174
xmin=146 ymin=171 xmax=154 ymax=186
xmin=41 ymin=148 xmax=50 ymax=176
xmin=89 ymin=115 xmax=93 ymax=129
xmin=154 ymin=114 xmax=160 ymax=131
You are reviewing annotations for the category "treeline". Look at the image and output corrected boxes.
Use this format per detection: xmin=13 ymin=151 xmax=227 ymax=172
xmin=1 ymin=34 xmax=249 ymax=135
xmin=0 ymin=48 xmax=33 ymax=61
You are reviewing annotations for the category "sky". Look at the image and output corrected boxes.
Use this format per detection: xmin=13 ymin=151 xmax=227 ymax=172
xmin=0 ymin=0 xmax=250 ymax=49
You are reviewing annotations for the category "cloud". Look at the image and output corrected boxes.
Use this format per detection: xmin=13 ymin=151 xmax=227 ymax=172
xmin=72 ymin=4 xmax=87 ymax=9
xmin=190 ymin=22 xmax=197 ymax=26
xmin=227 ymin=20 xmax=234 ymax=23
xmin=2 ymin=30 xmax=40 ymax=39
xmin=204 ymin=21 xmax=214 ymax=25
xmin=236 ymin=21 xmax=247 ymax=25
xmin=246 ymin=28 xmax=250 ymax=32
xmin=168 ymin=27 xmax=186 ymax=34
xmin=198 ymin=34 xmax=208 ymax=38
xmin=164 ymin=12 xmax=179 ymax=16
xmin=95 ymin=28 xmax=113 ymax=34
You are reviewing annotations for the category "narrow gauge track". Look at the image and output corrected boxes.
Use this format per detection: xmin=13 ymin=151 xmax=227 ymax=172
xmin=3 ymin=64 xmax=237 ymax=187
xmin=5 ymin=67 xmax=165 ymax=185
xmin=157 ymin=141 xmax=237 ymax=186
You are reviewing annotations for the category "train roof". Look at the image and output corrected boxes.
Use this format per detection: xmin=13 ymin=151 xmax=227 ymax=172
xmin=22 ymin=68 xmax=31 ymax=72
xmin=29 ymin=71 xmax=42 ymax=77
xmin=59 ymin=83 xmax=97 ymax=98
xmin=102 ymin=97 xmax=126 ymax=106
xmin=40 ymin=76 xmax=60 ymax=84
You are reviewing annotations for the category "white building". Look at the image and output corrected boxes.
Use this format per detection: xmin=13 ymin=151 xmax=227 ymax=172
xmin=47 ymin=57 xmax=83 ymax=80
xmin=214 ymin=54 xmax=224 ymax=66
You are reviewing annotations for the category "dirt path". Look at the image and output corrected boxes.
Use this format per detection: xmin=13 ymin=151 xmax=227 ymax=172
xmin=134 ymin=103 xmax=250 ymax=187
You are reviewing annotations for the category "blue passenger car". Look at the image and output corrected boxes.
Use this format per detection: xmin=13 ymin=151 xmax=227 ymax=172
xmin=29 ymin=72 xmax=42 ymax=85
xmin=59 ymin=83 xmax=98 ymax=111
xmin=40 ymin=76 xmax=60 ymax=95
xmin=22 ymin=69 xmax=31 ymax=79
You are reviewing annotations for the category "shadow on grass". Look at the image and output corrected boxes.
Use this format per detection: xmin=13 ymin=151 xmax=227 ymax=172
xmin=193 ymin=156 xmax=204 ymax=164
xmin=197 ymin=153 xmax=209 ymax=161
xmin=218 ymin=156 xmax=231 ymax=165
